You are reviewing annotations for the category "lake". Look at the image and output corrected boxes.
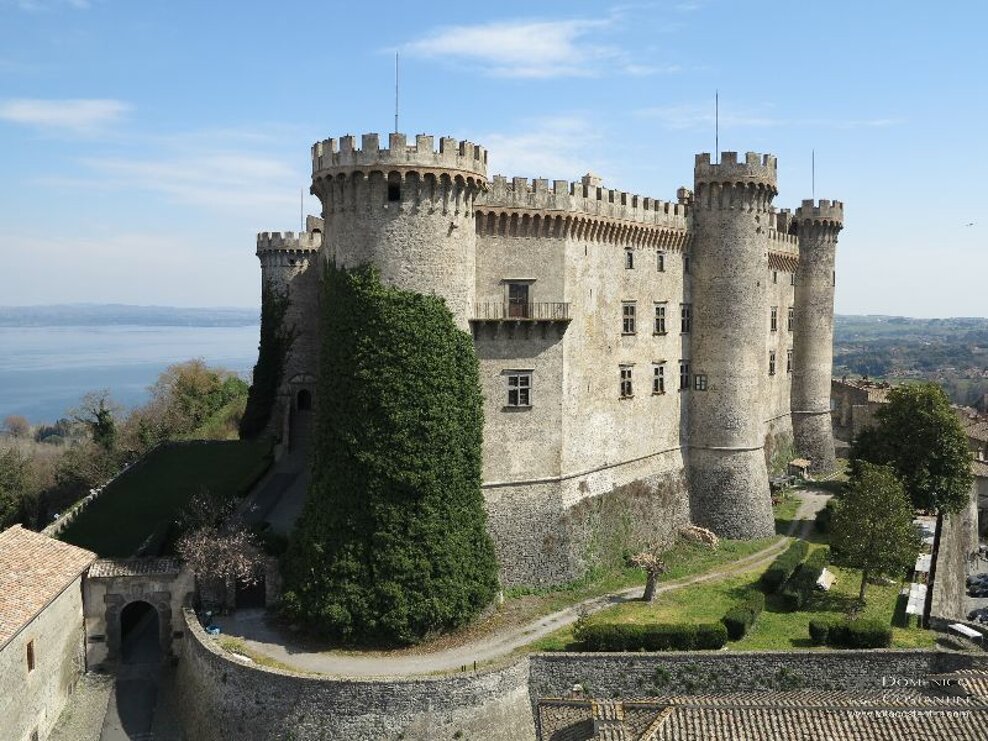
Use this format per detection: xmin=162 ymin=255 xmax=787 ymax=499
xmin=0 ymin=324 xmax=261 ymax=424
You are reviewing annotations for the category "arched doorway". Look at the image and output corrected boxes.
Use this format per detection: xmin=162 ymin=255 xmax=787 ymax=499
xmin=297 ymin=388 xmax=312 ymax=411
xmin=119 ymin=601 xmax=161 ymax=665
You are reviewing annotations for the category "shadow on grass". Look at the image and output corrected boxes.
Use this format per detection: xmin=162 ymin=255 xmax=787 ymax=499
xmin=891 ymin=592 xmax=912 ymax=629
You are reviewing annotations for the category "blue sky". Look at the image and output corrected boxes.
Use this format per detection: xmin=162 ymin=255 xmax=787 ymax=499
xmin=1 ymin=0 xmax=985 ymax=316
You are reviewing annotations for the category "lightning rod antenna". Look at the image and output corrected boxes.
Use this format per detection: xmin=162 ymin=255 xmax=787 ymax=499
xmin=812 ymin=148 xmax=816 ymax=200
xmin=300 ymin=187 xmax=304 ymax=232
xmin=394 ymin=51 xmax=399 ymax=134
xmin=715 ymin=90 xmax=719 ymax=164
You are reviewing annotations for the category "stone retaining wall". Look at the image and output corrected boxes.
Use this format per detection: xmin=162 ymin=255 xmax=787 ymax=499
xmin=175 ymin=610 xmax=535 ymax=741
xmin=930 ymin=487 xmax=980 ymax=621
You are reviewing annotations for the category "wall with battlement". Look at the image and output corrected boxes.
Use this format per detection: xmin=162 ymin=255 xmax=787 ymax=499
xmin=312 ymin=132 xmax=487 ymax=180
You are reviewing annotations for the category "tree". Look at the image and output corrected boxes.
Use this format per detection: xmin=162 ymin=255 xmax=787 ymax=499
xmin=852 ymin=383 xmax=973 ymax=514
xmin=830 ymin=463 xmax=921 ymax=602
xmin=176 ymin=523 xmax=265 ymax=586
xmin=628 ymin=551 xmax=666 ymax=602
xmin=239 ymin=284 xmax=297 ymax=439
xmin=281 ymin=264 xmax=499 ymax=646
xmin=0 ymin=447 xmax=31 ymax=528
xmin=3 ymin=415 xmax=30 ymax=438
xmin=73 ymin=391 xmax=118 ymax=453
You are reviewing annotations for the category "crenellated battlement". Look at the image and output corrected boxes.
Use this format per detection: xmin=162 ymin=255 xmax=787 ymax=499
xmin=312 ymin=132 xmax=487 ymax=178
xmin=479 ymin=174 xmax=688 ymax=230
xmin=694 ymin=152 xmax=778 ymax=188
xmin=795 ymin=199 xmax=844 ymax=225
xmin=767 ymin=228 xmax=799 ymax=252
xmin=256 ymin=231 xmax=322 ymax=254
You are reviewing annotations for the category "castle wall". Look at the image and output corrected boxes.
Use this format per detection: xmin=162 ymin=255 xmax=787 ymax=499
xmin=175 ymin=610 xmax=535 ymax=741
xmin=763 ymin=249 xmax=797 ymax=468
xmin=0 ymin=576 xmax=85 ymax=741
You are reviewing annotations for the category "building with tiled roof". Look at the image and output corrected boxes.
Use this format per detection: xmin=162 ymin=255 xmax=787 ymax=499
xmin=0 ymin=525 xmax=96 ymax=741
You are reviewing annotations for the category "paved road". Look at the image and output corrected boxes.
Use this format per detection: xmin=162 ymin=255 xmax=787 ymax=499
xmin=215 ymin=489 xmax=830 ymax=678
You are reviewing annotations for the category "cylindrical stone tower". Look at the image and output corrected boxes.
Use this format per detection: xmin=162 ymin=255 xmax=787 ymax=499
xmin=791 ymin=199 xmax=844 ymax=472
xmin=688 ymin=152 xmax=777 ymax=539
xmin=309 ymin=132 xmax=487 ymax=329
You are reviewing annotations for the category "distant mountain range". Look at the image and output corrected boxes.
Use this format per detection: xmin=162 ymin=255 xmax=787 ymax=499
xmin=0 ymin=304 xmax=260 ymax=327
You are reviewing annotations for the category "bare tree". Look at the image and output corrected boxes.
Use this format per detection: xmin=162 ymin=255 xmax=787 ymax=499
xmin=628 ymin=550 xmax=667 ymax=603
xmin=2 ymin=415 xmax=30 ymax=438
xmin=176 ymin=523 xmax=265 ymax=587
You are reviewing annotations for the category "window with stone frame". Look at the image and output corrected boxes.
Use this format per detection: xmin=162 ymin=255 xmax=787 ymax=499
xmin=680 ymin=303 xmax=692 ymax=333
xmin=657 ymin=251 xmax=666 ymax=272
xmin=694 ymin=373 xmax=708 ymax=391
xmin=506 ymin=282 xmax=530 ymax=318
xmin=654 ymin=303 xmax=667 ymax=334
xmin=625 ymin=249 xmax=635 ymax=269
xmin=505 ymin=371 xmax=532 ymax=408
xmin=770 ymin=306 xmax=778 ymax=332
xmin=652 ymin=363 xmax=666 ymax=394
xmin=679 ymin=360 xmax=690 ymax=390
xmin=787 ymin=349 xmax=793 ymax=374
xmin=787 ymin=306 xmax=795 ymax=331
xmin=769 ymin=350 xmax=777 ymax=376
xmin=622 ymin=302 xmax=637 ymax=335
xmin=620 ymin=365 xmax=634 ymax=398
xmin=790 ymin=272 xmax=796 ymax=286
xmin=26 ymin=640 xmax=35 ymax=672
xmin=772 ymin=270 xmax=778 ymax=284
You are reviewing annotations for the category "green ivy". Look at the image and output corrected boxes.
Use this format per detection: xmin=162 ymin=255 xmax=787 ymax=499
xmin=240 ymin=282 xmax=297 ymax=439
xmin=281 ymin=263 xmax=498 ymax=646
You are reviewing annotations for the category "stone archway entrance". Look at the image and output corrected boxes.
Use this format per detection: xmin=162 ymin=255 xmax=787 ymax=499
xmin=297 ymin=388 xmax=312 ymax=412
xmin=120 ymin=600 xmax=161 ymax=665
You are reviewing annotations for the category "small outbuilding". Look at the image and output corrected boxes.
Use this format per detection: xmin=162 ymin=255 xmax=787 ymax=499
xmin=788 ymin=458 xmax=812 ymax=480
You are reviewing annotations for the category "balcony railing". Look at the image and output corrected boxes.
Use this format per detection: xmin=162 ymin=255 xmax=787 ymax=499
xmin=471 ymin=302 xmax=571 ymax=322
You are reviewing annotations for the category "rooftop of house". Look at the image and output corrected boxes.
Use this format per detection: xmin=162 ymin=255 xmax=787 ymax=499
xmin=833 ymin=376 xmax=894 ymax=403
xmin=0 ymin=525 xmax=96 ymax=649
xmin=88 ymin=557 xmax=181 ymax=579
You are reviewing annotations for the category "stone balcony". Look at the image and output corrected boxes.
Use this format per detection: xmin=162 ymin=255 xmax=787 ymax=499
xmin=471 ymin=302 xmax=571 ymax=323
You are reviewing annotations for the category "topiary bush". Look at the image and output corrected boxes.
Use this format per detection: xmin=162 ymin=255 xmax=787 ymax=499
xmin=574 ymin=621 xmax=727 ymax=651
xmin=760 ymin=540 xmax=809 ymax=593
xmin=808 ymin=617 xmax=836 ymax=646
xmin=779 ymin=547 xmax=830 ymax=612
xmin=280 ymin=264 xmax=499 ymax=646
xmin=721 ymin=589 xmax=766 ymax=640
xmin=809 ymin=617 xmax=892 ymax=649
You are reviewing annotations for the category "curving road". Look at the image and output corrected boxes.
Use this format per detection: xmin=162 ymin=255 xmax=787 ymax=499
xmin=214 ymin=489 xmax=830 ymax=678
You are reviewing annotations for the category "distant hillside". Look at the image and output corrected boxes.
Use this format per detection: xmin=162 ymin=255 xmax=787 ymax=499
xmin=0 ymin=304 xmax=260 ymax=327
xmin=834 ymin=314 xmax=988 ymax=409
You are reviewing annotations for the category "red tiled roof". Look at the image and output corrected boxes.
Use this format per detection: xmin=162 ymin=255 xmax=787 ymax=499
xmin=0 ymin=525 xmax=96 ymax=648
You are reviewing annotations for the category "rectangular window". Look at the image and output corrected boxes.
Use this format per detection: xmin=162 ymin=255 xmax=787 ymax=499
xmin=622 ymin=302 xmax=637 ymax=334
xmin=769 ymin=350 xmax=777 ymax=376
xmin=680 ymin=303 xmax=692 ymax=333
xmin=26 ymin=640 xmax=35 ymax=672
xmin=694 ymin=373 xmax=708 ymax=391
xmin=506 ymin=372 xmax=532 ymax=407
xmin=790 ymin=272 xmax=796 ymax=286
xmin=387 ymin=181 xmax=401 ymax=202
xmin=684 ymin=255 xmax=691 ymax=274
xmin=787 ymin=306 xmax=795 ymax=331
xmin=772 ymin=270 xmax=778 ymax=284
xmin=657 ymin=251 xmax=665 ymax=272
xmin=652 ymin=363 xmax=666 ymax=394
xmin=625 ymin=249 xmax=635 ymax=269
xmin=786 ymin=349 xmax=793 ymax=374
xmin=770 ymin=306 xmax=778 ymax=332
xmin=679 ymin=361 xmax=690 ymax=391
xmin=654 ymin=303 xmax=667 ymax=334
xmin=507 ymin=282 xmax=530 ymax=318
xmin=620 ymin=365 xmax=634 ymax=398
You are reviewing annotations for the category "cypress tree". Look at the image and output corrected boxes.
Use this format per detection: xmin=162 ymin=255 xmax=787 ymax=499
xmin=281 ymin=263 xmax=498 ymax=645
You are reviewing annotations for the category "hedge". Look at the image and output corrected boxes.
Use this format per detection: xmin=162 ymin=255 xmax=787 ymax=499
xmin=722 ymin=589 xmax=766 ymax=640
xmin=779 ymin=547 xmax=830 ymax=612
xmin=815 ymin=498 xmax=837 ymax=534
xmin=808 ymin=617 xmax=892 ymax=648
xmin=575 ymin=621 xmax=728 ymax=651
xmin=760 ymin=540 xmax=810 ymax=593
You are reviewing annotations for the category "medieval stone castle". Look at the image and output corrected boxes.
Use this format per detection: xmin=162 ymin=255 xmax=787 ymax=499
xmin=255 ymin=132 xmax=844 ymax=587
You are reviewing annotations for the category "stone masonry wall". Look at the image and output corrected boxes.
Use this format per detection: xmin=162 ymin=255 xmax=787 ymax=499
xmin=930 ymin=487 xmax=981 ymax=621
xmin=175 ymin=610 xmax=535 ymax=741
xmin=0 ymin=577 xmax=86 ymax=741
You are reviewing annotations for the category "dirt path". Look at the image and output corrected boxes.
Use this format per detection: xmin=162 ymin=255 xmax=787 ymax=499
xmin=215 ymin=489 xmax=830 ymax=678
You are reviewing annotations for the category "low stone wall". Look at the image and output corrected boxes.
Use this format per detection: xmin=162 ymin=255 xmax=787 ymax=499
xmin=930 ymin=487 xmax=980 ymax=621
xmin=175 ymin=610 xmax=535 ymax=741
xmin=529 ymin=650 xmax=988 ymax=698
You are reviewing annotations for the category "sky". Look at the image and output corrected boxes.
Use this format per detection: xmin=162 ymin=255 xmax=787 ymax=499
xmin=1 ymin=0 xmax=985 ymax=317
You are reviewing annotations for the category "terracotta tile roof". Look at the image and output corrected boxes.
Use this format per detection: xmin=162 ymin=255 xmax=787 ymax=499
xmin=972 ymin=459 xmax=988 ymax=479
xmin=0 ymin=525 xmax=96 ymax=648
xmin=88 ymin=557 xmax=181 ymax=578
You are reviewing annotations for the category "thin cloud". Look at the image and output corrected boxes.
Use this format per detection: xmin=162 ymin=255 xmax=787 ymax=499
xmin=483 ymin=115 xmax=610 ymax=180
xmin=402 ymin=16 xmax=674 ymax=79
xmin=0 ymin=98 xmax=129 ymax=133
xmin=6 ymin=0 xmax=91 ymax=10
xmin=638 ymin=103 xmax=902 ymax=130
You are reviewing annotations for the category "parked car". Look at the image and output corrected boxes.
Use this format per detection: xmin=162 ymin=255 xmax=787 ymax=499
xmin=967 ymin=608 xmax=988 ymax=624
xmin=966 ymin=573 xmax=988 ymax=587
xmin=968 ymin=584 xmax=988 ymax=598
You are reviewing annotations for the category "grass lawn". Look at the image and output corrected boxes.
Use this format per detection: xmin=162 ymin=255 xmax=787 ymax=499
xmin=59 ymin=438 xmax=273 ymax=557
xmin=533 ymin=562 xmax=934 ymax=652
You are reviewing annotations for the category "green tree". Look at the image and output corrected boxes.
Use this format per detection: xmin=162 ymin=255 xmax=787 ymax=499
xmin=281 ymin=264 xmax=498 ymax=646
xmin=0 ymin=447 xmax=31 ymax=528
xmin=851 ymin=382 xmax=973 ymax=514
xmin=74 ymin=391 xmax=118 ymax=453
xmin=240 ymin=284 xmax=297 ymax=439
xmin=830 ymin=463 xmax=921 ymax=602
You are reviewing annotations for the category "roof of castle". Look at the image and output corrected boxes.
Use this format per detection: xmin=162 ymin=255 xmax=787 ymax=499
xmin=0 ymin=525 xmax=95 ymax=649
xmin=537 ymin=687 xmax=988 ymax=740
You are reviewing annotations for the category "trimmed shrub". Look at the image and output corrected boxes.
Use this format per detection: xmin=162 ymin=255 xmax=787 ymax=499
xmin=281 ymin=264 xmax=499 ymax=646
xmin=810 ymin=618 xmax=892 ymax=649
xmin=722 ymin=589 xmax=766 ymax=640
xmin=575 ymin=621 xmax=726 ymax=651
xmin=815 ymin=498 xmax=837 ymax=533
xmin=760 ymin=540 xmax=809 ymax=593
xmin=779 ymin=547 xmax=830 ymax=612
